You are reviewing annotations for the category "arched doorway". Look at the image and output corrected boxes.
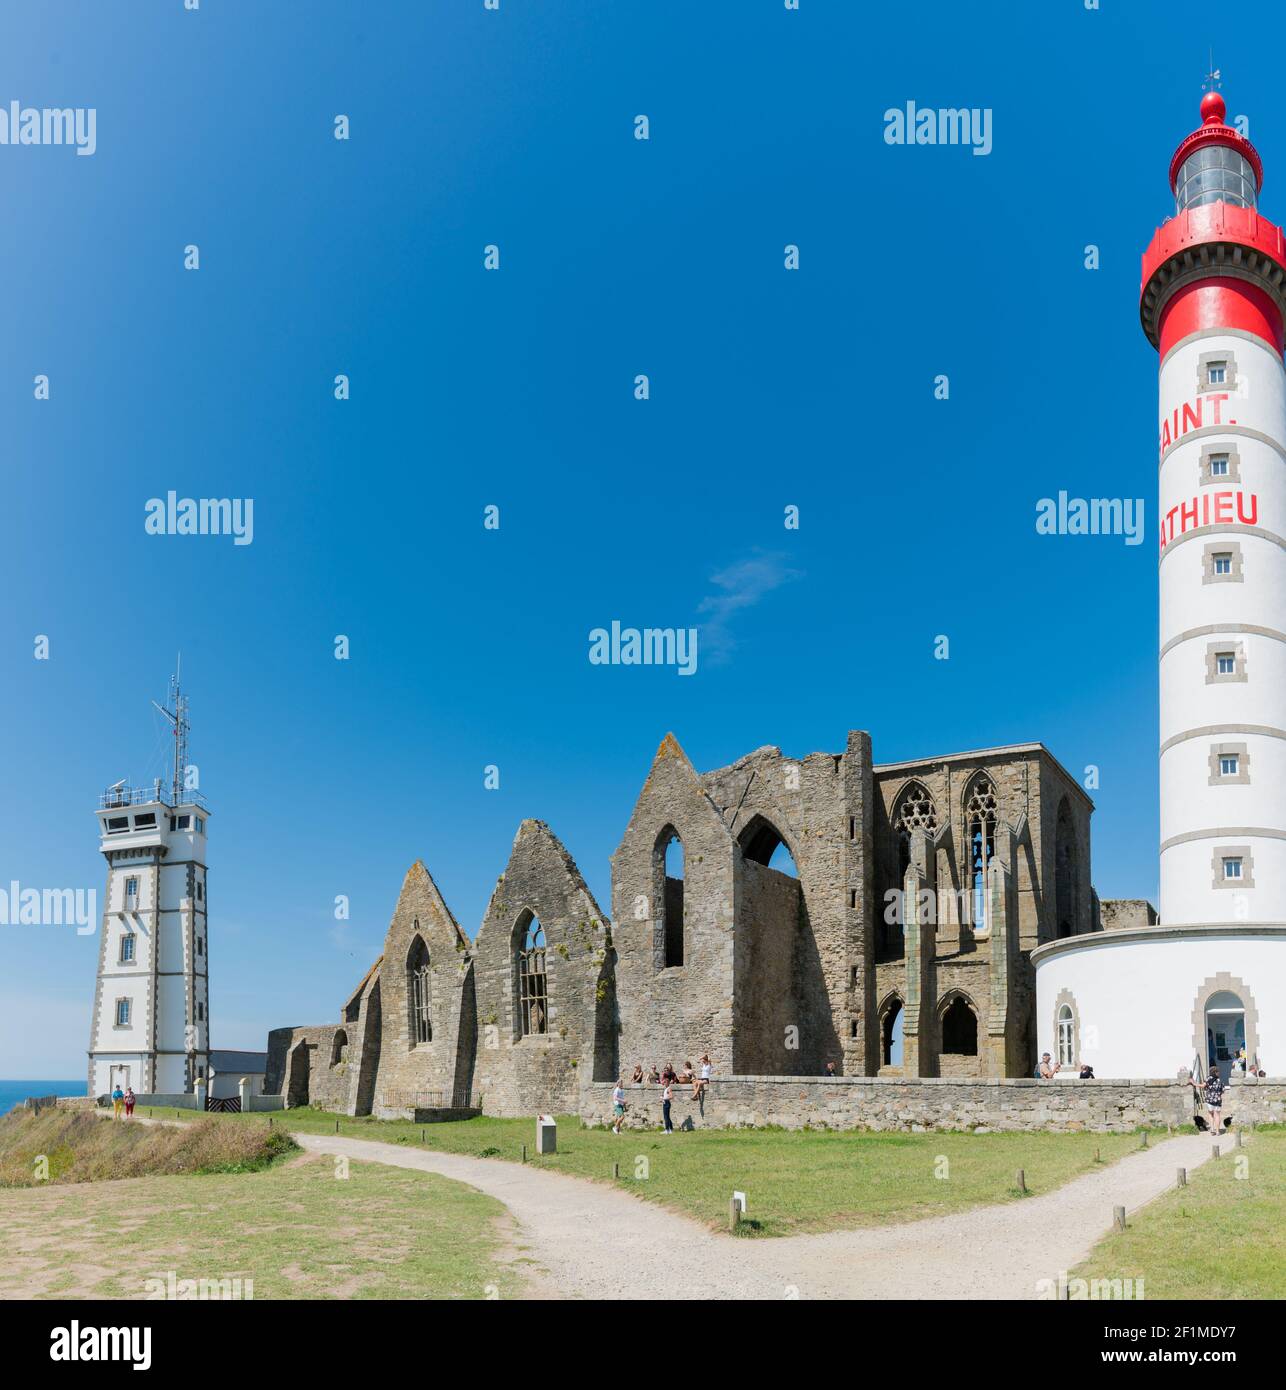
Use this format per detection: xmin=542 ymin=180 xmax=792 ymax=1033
xmin=1205 ymin=990 xmax=1246 ymax=1082
xmin=880 ymin=996 xmax=904 ymax=1069
xmin=1191 ymin=973 xmax=1259 ymax=1083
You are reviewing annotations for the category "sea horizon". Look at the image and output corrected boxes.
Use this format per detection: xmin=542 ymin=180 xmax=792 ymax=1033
xmin=0 ymin=1078 xmax=85 ymax=1114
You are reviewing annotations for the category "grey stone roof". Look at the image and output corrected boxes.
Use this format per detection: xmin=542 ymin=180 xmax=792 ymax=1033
xmin=209 ymin=1049 xmax=268 ymax=1073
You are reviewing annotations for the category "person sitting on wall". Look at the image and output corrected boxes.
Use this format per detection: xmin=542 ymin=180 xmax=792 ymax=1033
xmin=696 ymin=1054 xmax=712 ymax=1099
xmin=630 ymin=1064 xmax=644 ymax=1085
xmin=1078 ymin=1064 xmax=1095 ymax=1080
xmin=661 ymin=1063 xmax=676 ymax=1086
xmin=646 ymin=1064 xmax=660 ymax=1084
xmin=1037 ymin=1053 xmax=1061 ymax=1079
xmin=824 ymin=1061 xmax=838 ymax=1078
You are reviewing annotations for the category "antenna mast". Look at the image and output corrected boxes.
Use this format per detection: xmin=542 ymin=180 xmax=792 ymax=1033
xmin=151 ymin=658 xmax=190 ymax=805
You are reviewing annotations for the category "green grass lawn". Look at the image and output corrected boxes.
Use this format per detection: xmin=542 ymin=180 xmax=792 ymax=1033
xmin=1073 ymin=1127 xmax=1286 ymax=1298
xmin=173 ymin=1105 xmax=1158 ymax=1238
xmin=0 ymin=1153 xmax=527 ymax=1299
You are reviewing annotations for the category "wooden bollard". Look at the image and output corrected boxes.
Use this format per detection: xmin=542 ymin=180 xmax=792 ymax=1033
xmin=729 ymin=1198 xmax=741 ymax=1233
xmin=521 ymin=1143 xmax=527 ymax=1163
xmin=1236 ymin=1130 xmax=1243 ymax=1149
xmin=421 ymin=1128 xmax=426 ymax=1142
xmin=268 ymin=1117 xmax=273 ymax=1129
xmin=1094 ymin=1147 xmax=1101 ymax=1163
xmin=1016 ymin=1168 xmax=1027 ymax=1194
xmin=335 ymin=1120 xmax=340 ymax=1133
xmin=1177 ymin=1167 xmax=1187 ymax=1188
xmin=1141 ymin=1130 xmax=1148 ymax=1148
xmin=612 ymin=1162 xmax=620 ymax=1179
xmin=1213 ymin=1144 xmax=1220 ymax=1159
xmin=1113 ymin=1205 xmax=1126 ymax=1231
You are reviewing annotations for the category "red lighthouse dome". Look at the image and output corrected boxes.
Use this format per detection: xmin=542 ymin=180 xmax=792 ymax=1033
xmin=1141 ymin=89 xmax=1286 ymax=356
xmin=1169 ymin=89 xmax=1263 ymax=207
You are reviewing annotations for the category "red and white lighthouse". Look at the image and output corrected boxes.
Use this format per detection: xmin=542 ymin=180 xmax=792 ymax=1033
xmin=1142 ymin=90 xmax=1286 ymax=926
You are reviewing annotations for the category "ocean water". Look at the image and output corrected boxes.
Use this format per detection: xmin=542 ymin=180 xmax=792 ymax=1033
xmin=0 ymin=1079 xmax=86 ymax=1114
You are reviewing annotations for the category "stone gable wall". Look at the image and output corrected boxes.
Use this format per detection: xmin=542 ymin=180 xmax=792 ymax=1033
xmin=610 ymin=737 xmax=739 ymax=1076
xmin=471 ymin=820 xmax=612 ymax=1116
xmin=369 ymin=862 xmax=474 ymax=1115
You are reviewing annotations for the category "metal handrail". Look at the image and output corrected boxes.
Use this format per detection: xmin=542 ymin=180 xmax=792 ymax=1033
xmin=100 ymin=785 xmax=209 ymax=812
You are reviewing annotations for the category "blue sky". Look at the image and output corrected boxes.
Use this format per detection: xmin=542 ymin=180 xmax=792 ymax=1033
xmin=0 ymin=1 xmax=1272 ymax=1074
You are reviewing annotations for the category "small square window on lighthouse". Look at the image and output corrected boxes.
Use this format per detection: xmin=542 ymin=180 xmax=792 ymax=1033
xmin=1208 ymin=361 xmax=1227 ymax=384
xmin=1214 ymin=553 xmax=1233 ymax=575
xmin=1217 ymin=653 xmax=1236 ymax=675
xmin=1223 ymin=856 xmax=1243 ymax=881
xmin=1210 ymin=455 xmax=1229 ymax=477
xmin=1220 ymin=754 xmax=1240 ymax=776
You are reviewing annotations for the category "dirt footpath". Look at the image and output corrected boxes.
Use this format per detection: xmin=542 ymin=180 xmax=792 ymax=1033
xmin=293 ymin=1129 xmax=1216 ymax=1300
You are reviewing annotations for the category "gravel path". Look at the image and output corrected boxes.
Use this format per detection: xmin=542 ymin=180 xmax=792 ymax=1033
xmin=294 ymin=1129 xmax=1218 ymax=1300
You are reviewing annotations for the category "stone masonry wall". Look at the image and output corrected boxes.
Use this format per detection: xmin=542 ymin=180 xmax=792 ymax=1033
xmin=369 ymin=861 xmax=474 ymax=1116
xmin=582 ymin=1075 xmax=1195 ymax=1133
xmin=610 ymin=736 xmax=740 ymax=1077
xmin=471 ymin=820 xmax=613 ymax=1116
xmin=701 ymin=738 xmax=865 ymax=1077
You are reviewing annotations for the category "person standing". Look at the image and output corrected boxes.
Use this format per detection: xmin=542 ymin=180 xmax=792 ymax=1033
xmin=1200 ymin=1067 xmax=1226 ymax=1135
xmin=661 ymin=1078 xmax=674 ymax=1134
xmin=611 ymin=1079 xmax=627 ymax=1134
xmin=123 ymin=1086 xmax=136 ymax=1118
xmin=111 ymin=1084 xmax=124 ymax=1120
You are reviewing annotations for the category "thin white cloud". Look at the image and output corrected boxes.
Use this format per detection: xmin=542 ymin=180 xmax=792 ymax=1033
xmin=697 ymin=551 xmax=802 ymax=664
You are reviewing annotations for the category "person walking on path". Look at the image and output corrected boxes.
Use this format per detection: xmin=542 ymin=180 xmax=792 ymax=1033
xmin=123 ymin=1086 xmax=136 ymax=1118
xmin=111 ymin=1085 xmax=124 ymax=1120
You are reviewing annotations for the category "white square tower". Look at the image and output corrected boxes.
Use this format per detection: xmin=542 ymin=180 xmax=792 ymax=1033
xmin=87 ymin=679 xmax=210 ymax=1097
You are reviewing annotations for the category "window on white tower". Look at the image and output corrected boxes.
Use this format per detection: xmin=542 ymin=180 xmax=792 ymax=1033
xmin=124 ymin=876 xmax=139 ymax=906
xmin=1210 ymin=455 xmax=1229 ymax=477
xmin=1220 ymin=754 xmax=1240 ymax=777
xmin=1217 ymin=653 xmax=1236 ymax=675
xmin=119 ymin=933 xmax=136 ymax=963
xmin=1213 ymin=552 xmax=1233 ymax=575
xmin=195 ymin=817 xmax=205 ymax=834
xmin=115 ymin=998 xmax=131 ymax=1026
xmin=1208 ymin=362 xmax=1226 ymax=384
xmin=1223 ymin=857 xmax=1244 ymax=881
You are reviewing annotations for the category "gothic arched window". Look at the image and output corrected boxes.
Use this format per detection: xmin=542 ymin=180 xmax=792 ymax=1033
xmin=965 ymin=776 xmax=998 ymax=930
xmin=407 ymin=936 xmax=432 ymax=1046
xmin=517 ymin=913 xmax=548 ymax=1037
xmin=893 ymin=783 xmax=937 ymax=885
xmin=941 ymin=996 xmax=978 ymax=1056
xmin=656 ymin=828 xmax=685 ymax=968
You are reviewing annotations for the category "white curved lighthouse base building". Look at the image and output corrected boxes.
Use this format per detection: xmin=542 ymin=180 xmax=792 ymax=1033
xmin=1033 ymin=925 xmax=1286 ymax=1081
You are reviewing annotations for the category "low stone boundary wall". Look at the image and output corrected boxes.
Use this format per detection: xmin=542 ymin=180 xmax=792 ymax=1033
xmin=1225 ymin=1076 xmax=1286 ymax=1125
xmin=581 ymin=1076 xmax=1203 ymax=1133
